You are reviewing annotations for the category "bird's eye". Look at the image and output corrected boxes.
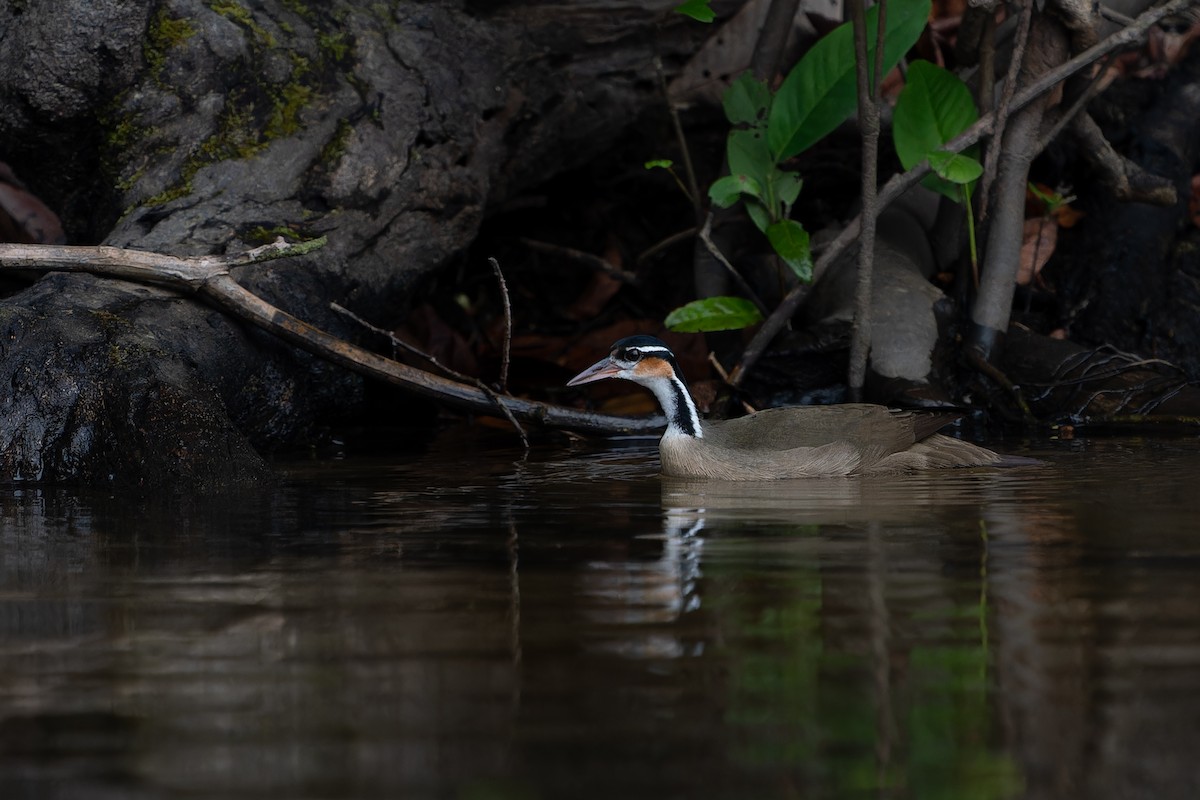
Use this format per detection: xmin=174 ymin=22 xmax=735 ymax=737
xmin=623 ymin=348 xmax=641 ymax=361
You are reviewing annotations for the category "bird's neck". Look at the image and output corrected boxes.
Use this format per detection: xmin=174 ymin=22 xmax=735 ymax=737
xmin=646 ymin=374 xmax=702 ymax=439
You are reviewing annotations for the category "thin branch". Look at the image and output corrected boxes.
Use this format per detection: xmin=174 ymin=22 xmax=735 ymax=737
xmin=489 ymin=256 xmax=513 ymax=394
xmin=518 ymin=237 xmax=639 ymax=285
xmin=656 ymin=56 xmax=702 ymax=222
xmin=707 ymin=351 xmax=757 ymax=414
xmin=978 ymin=11 xmax=997 ymax=118
xmin=329 ymin=302 xmax=457 ymax=379
xmin=0 ymin=241 xmax=663 ymax=436
xmin=728 ymin=0 xmax=1195 ymax=389
xmin=979 ymin=0 xmax=1033 ymax=220
xmin=1036 ymin=53 xmax=1111 ymax=151
xmin=1100 ymin=7 xmax=1136 ymax=26
xmin=698 ymin=212 xmax=770 ymax=317
xmin=637 ymin=226 xmax=697 ymax=264
xmin=332 ymin=300 xmax=531 ymax=450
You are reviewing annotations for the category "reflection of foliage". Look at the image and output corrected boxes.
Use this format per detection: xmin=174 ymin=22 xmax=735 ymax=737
xmin=720 ymin=579 xmax=824 ymax=766
xmin=906 ymin=643 xmax=1022 ymax=800
xmin=707 ymin=542 xmax=1022 ymax=798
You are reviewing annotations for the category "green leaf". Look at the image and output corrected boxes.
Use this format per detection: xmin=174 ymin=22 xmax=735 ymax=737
xmin=767 ymin=0 xmax=931 ymax=161
xmin=674 ymin=0 xmax=715 ymax=23
xmin=727 ymin=129 xmax=770 ymax=177
xmin=766 ymin=219 xmax=813 ymax=282
xmin=727 ymin=128 xmax=773 ymax=188
xmin=665 ymin=296 xmax=764 ymax=332
xmin=745 ymin=199 xmax=771 ymax=233
xmin=893 ymin=60 xmax=979 ymax=201
xmin=723 ymin=72 xmax=772 ymax=126
xmin=893 ymin=60 xmax=978 ymax=170
xmin=644 ymin=159 xmax=674 ymax=170
xmin=928 ymin=150 xmax=982 ymax=184
xmin=771 ymin=170 xmax=802 ymax=211
xmin=708 ymin=173 xmax=762 ymax=207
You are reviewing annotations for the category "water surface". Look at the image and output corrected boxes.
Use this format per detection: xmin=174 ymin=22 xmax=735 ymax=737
xmin=1 ymin=433 xmax=1198 ymax=799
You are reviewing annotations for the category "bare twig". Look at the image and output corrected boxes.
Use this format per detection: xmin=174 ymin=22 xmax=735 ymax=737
xmin=978 ymin=11 xmax=997 ymax=117
xmin=329 ymin=301 xmax=454 ymax=377
xmin=0 ymin=240 xmax=663 ymax=436
xmin=707 ymin=351 xmax=757 ymax=413
xmin=965 ymin=347 xmax=1034 ymax=418
xmin=698 ymin=212 xmax=770 ymax=317
xmin=637 ymin=226 xmax=697 ymax=264
xmin=979 ymin=0 xmax=1034 ymax=221
xmin=332 ymin=299 xmax=531 ymax=450
xmin=1099 ymin=7 xmax=1136 ymax=26
xmin=728 ymin=0 xmax=1195 ymax=389
xmin=489 ymin=257 xmax=513 ymax=393
xmin=655 ymin=56 xmax=702 ymax=222
xmin=518 ymin=237 xmax=639 ymax=285
xmin=1036 ymin=54 xmax=1111 ymax=150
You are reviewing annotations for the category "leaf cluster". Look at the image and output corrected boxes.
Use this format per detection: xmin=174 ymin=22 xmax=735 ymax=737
xmin=666 ymin=0 xmax=985 ymax=333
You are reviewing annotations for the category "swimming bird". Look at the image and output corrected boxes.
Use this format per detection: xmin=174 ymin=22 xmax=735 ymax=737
xmin=567 ymin=335 xmax=1010 ymax=480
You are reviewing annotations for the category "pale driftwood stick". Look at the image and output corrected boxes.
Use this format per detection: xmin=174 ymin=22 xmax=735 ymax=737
xmin=0 ymin=241 xmax=663 ymax=436
xmin=729 ymin=0 xmax=1197 ymax=388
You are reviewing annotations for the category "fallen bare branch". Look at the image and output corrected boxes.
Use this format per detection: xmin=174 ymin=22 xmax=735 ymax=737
xmin=0 ymin=241 xmax=663 ymax=437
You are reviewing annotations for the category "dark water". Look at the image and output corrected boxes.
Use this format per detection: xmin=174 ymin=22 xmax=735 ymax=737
xmin=1 ymin=431 xmax=1199 ymax=799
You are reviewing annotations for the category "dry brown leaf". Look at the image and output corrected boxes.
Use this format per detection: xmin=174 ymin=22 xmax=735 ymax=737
xmin=1053 ymin=204 xmax=1085 ymax=228
xmin=1018 ymin=218 xmax=1057 ymax=286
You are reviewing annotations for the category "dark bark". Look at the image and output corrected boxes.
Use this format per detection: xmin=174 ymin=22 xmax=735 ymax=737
xmin=0 ymin=0 xmax=701 ymax=486
xmin=1054 ymin=44 xmax=1200 ymax=378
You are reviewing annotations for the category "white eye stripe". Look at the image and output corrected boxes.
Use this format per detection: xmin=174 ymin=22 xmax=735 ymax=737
xmin=618 ymin=345 xmax=672 ymax=360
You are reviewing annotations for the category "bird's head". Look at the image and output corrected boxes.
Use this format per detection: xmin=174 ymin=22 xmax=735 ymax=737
xmin=567 ymin=335 xmax=702 ymax=438
xmin=566 ymin=335 xmax=681 ymax=389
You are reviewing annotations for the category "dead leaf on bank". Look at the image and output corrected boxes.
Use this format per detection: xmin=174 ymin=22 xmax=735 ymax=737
xmin=1053 ymin=203 xmax=1085 ymax=229
xmin=1018 ymin=217 xmax=1057 ymax=286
